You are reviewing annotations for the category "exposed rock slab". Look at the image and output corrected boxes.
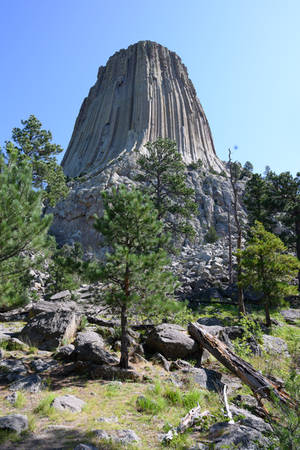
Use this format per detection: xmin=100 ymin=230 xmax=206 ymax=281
xmin=280 ymin=308 xmax=300 ymax=325
xmin=144 ymin=323 xmax=201 ymax=360
xmin=0 ymin=414 xmax=28 ymax=434
xmin=20 ymin=310 xmax=81 ymax=350
xmin=52 ymin=394 xmax=86 ymax=412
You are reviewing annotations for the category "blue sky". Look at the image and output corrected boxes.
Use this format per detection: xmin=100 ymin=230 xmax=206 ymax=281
xmin=1 ymin=0 xmax=299 ymax=175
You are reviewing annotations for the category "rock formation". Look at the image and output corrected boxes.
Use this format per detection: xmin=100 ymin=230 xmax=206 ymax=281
xmin=62 ymin=41 xmax=223 ymax=178
xmin=51 ymin=41 xmax=247 ymax=293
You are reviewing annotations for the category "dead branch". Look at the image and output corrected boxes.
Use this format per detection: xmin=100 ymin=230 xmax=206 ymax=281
xmin=188 ymin=322 xmax=295 ymax=408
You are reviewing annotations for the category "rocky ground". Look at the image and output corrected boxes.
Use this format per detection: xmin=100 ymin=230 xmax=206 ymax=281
xmin=0 ymin=288 xmax=299 ymax=449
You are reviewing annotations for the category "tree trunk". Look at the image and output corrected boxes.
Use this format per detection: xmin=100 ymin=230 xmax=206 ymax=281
xmin=264 ymin=300 xmax=271 ymax=328
xmin=119 ymin=303 xmax=129 ymax=369
xmin=227 ymin=206 xmax=233 ymax=284
xmin=120 ymin=263 xmax=130 ymax=369
xmin=228 ymin=149 xmax=246 ymax=316
xmin=237 ymin=231 xmax=246 ymax=316
xmin=188 ymin=322 xmax=295 ymax=407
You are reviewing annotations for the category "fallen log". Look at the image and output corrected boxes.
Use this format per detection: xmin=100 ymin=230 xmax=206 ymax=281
xmin=188 ymin=322 xmax=295 ymax=407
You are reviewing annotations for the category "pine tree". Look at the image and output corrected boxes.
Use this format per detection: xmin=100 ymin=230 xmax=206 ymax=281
xmin=6 ymin=115 xmax=69 ymax=206
xmin=90 ymin=185 xmax=182 ymax=369
xmin=135 ymin=138 xmax=197 ymax=240
xmin=239 ymin=221 xmax=299 ymax=327
xmin=0 ymin=148 xmax=52 ymax=309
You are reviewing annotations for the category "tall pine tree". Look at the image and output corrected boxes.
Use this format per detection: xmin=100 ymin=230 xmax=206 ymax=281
xmin=90 ymin=185 xmax=181 ymax=369
xmin=0 ymin=148 xmax=52 ymax=309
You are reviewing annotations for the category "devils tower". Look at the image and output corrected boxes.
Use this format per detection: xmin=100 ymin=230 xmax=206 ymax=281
xmin=62 ymin=41 xmax=223 ymax=177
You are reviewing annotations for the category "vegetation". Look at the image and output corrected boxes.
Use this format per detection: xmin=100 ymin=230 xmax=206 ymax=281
xmin=6 ymin=115 xmax=69 ymax=206
xmin=239 ymin=221 xmax=299 ymax=326
xmin=135 ymin=138 xmax=197 ymax=241
xmin=46 ymin=241 xmax=85 ymax=294
xmin=205 ymin=225 xmax=219 ymax=243
xmin=90 ymin=185 xmax=182 ymax=368
xmin=0 ymin=148 xmax=52 ymax=309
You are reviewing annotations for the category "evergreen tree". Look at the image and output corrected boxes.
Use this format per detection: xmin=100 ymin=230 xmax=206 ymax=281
xmin=0 ymin=148 xmax=52 ymax=309
xmin=239 ymin=221 xmax=299 ymax=327
xmin=90 ymin=185 xmax=181 ymax=369
xmin=6 ymin=115 xmax=69 ymax=206
xmin=46 ymin=241 xmax=85 ymax=295
xmin=244 ymin=173 xmax=272 ymax=228
xmin=135 ymin=138 xmax=197 ymax=240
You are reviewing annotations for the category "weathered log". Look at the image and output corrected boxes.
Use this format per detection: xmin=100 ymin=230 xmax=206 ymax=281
xmin=188 ymin=322 xmax=295 ymax=407
xmin=161 ymin=404 xmax=209 ymax=443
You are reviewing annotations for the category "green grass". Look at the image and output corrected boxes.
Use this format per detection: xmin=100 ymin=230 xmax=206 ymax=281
xmin=34 ymin=393 xmax=56 ymax=417
xmin=12 ymin=392 xmax=26 ymax=409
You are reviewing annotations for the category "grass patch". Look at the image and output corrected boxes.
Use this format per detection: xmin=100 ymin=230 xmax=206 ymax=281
xmin=12 ymin=392 xmax=26 ymax=409
xmin=34 ymin=393 xmax=56 ymax=417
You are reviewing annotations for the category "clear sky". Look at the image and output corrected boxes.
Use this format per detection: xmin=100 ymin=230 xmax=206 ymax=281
xmin=1 ymin=0 xmax=299 ymax=175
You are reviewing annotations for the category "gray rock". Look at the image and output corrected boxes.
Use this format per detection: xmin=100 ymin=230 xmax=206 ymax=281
xmin=75 ymin=340 xmax=118 ymax=365
xmin=144 ymin=323 xmax=201 ymax=360
xmin=55 ymin=344 xmax=75 ymax=360
xmin=0 ymin=358 xmax=27 ymax=381
xmin=62 ymin=41 xmax=222 ymax=179
xmin=197 ymin=317 xmax=225 ymax=326
xmin=262 ymin=334 xmax=289 ymax=356
xmin=280 ymin=308 xmax=300 ymax=325
xmin=50 ymin=290 xmax=71 ymax=300
xmin=30 ymin=300 xmax=81 ymax=316
xmin=230 ymin=405 xmax=272 ymax=434
xmin=20 ymin=310 xmax=81 ymax=350
xmin=0 ymin=414 xmax=28 ymax=434
xmin=151 ymin=353 xmax=170 ymax=371
xmin=9 ymin=374 xmax=45 ymax=393
xmin=90 ymin=364 xmax=142 ymax=382
xmin=30 ymin=358 xmax=59 ymax=372
xmin=207 ymin=422 xmax=270 ymax=449
xmin=52 ymin=394 xmax=86 ymax=412
xmin=0 ymin=348 xmax=4 ymax=359
xmin=188 ymin=367 xmax=224 ymax=392
xmin=94 ymin=428 xmax=140 ymax=444
xmin=5 ymin=392 xmax=18 ymax=404
xmin=97 ymin=415 xmax=118 ymax=423
xmin=74 ymin=331 xmax=104 ymax=348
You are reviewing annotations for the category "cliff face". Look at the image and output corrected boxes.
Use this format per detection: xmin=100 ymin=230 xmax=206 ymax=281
xmin=62 ymin=41 xmax=223 ymax=177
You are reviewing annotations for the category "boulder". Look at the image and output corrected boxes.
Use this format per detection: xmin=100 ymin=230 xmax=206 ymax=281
xmin=280 ymin=309 xmax=300 ymax=325
xmin=0 ymin=358 xmax=28 ymax=382
xmin=75 ymin=340 xmax=118 ymax=365
xmin=188 ymin=367 xmax=223 ymax=392
xmin=197 ymin=317 xmax=225 ymax=326
xmin=55 ymin=344 xmax=75 ymax=360
xmin=9 ymin=374 xmax=45 ymax=393
xmin=20 ymin=310 xmax=81 ymax=350
xmin=29 ymin=300 xmax=81 ymax=317
xmin=0 ymin=414 xmax=28 ymax=434
xmin=207 ymin=422 xmax=271 ymax=449
xmin=52 ymin=394 xmax=86 ymax=413
xmin=74 ymin=445 xmax=98 ymax=450
xmin=262 ymin=334 xmax=289 ymax=357
xmin=94 ymin=429 xmax=140 ymax=444
xmin=30 ymin=358 xmax=59 ymax=373
xmin=90 ymin=364 xmax=142 ymax=382
xmin=151 ymin=353 xmax=170 ymax=371
xmin=230 ymin=405 xmax=272 ymax=434
xmin=74 ymin=331 xmax=104 ymax=348
xmin=144 ymin=324 xmax=201 ymax=360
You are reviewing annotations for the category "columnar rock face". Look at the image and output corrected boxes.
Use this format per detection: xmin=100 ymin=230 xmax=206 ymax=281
xmin=62 ymin=41 xmax=223 ymax=177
